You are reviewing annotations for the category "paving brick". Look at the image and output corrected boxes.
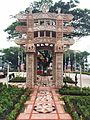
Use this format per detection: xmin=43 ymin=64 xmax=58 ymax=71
xmin=31 ymin=113 xmax=58 ymax=119
xmin=56 ymin=104 xmax=65 ymax=113
xmin=30 ymin=96 xmax=36 ymax=101
xmin=17 ymin=113 xmax=30 ymax=120
xmin=53 ymin=96 xmax=59 ymax=101
xmin=24 ymin=105 xmax=33 ymax=113
xmin=55 ymin=101 xmax=65 ymax=105
xmin=59 ymin=113 xmax=72 ymax=120
xmin=25 ymin=101 xmax=34 ymax=105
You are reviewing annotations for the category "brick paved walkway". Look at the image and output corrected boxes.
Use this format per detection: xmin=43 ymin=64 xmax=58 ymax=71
xmin=16 ymin=86 xmax=72 ymax=120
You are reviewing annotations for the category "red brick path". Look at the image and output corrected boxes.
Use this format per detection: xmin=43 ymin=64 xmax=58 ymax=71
xmin=16 ymin=86 xmax=72 ymax=120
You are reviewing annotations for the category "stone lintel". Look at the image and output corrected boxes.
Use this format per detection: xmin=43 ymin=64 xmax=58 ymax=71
xmin=63 ymin=26 xmax=74 ymax=33
xmin=15 ymin=38 xmax=26 ymax=45
xmin=16 ymin=13 xmax=73 ymax=22
xmin=57 ymin=26 xmax=74 ymax=33
xmin=34 ymin=37 xmax=56 ymax=44
xmin=15 ymin=26 xmax=27 ymax=33
xmin=63 ymin=39 xmax=74 ymax=45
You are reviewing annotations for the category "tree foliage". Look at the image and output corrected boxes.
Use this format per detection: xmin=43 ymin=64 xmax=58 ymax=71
xmin=64 ymin=49 xmax=90 ymax=71
xmin=2 ymin=47 xmax=20 ymax=70
xmin=37 ymin=50 xmax=52 ymax=73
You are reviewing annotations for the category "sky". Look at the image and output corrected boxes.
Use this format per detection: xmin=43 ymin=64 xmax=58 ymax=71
xmin=0 ymin=0 xmax=90 ymax=53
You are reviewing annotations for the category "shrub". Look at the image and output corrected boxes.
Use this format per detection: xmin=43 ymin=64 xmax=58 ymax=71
xmin=6 ymin=88 xmax=31 ymax=120
xmin=63 ymin=76 xmax=76 ymax=86
xmin=0 ymin=84 xmax=31 ymax=120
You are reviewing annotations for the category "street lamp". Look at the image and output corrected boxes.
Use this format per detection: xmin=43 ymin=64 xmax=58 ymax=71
xmin=79 ymin=64 xmax=82 ymax=91
xmin=74 ymin=51 xmax=76 ymax=72
xmin=68 ymin=54 xmax=71 ymax=77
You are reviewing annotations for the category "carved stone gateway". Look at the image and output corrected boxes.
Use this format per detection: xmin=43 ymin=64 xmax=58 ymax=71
xmin=15 ymin=3 xmax=74 ymax=88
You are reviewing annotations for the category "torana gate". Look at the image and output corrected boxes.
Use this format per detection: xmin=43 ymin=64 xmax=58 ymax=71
xmin=15 ymin=3 xmax=74 ymax=88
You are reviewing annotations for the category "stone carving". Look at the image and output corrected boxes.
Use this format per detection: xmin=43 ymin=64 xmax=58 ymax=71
xmin=25 ymin=40 xmax=35 ymax=53
xmin=34 ymin=38 xmax=56 ymax=44
xmin=34 ymin=25 xmax=56 ymax=31
xmin=41 ymin=3 xmax=49 ymax=13
xmin=55 ymin=41 xmax=64 ymax=52
xmin=29 ymin=3 xmax=33 ymax=14
xmin=57 ymin=8 xmax=61 ymax=14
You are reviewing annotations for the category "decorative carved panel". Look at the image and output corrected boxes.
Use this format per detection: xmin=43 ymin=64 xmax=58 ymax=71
xmin=34 ymin=25 xmax=56 ymax=31
xmin=16 ymin=13 xmax=73 ymax=22
xmin=34 ymin=37 xmax=56 ymax=44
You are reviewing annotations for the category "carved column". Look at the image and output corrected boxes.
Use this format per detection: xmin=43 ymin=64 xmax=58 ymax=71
xmin=26 ymin=53 xmax=35 ymax=88
xmin=34 ymin=52 xmax=37 ymax=85
xmin=56 ymin=15 xmax=63 ymax=42
xmin=55 ymin=52 xmax=63 ymax=88
xmin=52 ymin=53 xmax=56 ymax=85
xmin=27 ymin=14 xmax=34 ymax=40
xmin=25 ymin=41 xmax=35 ymax=88
xmin=55 ymin=41 xmax=64 ymax=88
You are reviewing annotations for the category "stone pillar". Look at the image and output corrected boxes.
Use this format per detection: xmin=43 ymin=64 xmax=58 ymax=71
xmin=25 ymin=41 xmax=35 ymax=88
xmin=26 ymin=53 xmax=35 ymax=88
xmin=52 ymin=53 xmax=56 ymax=85
xmin=27 ymin=14 xmax=34 ymax=40
xmin=55 ymin=52 xmax=63 ymax=88
xmin=55 ymin=15 xmax=64 ymax=88
xmin=55 ymin=40 xmax=64 ymax=88
xmin=34 ymin=52 xmax=37 ymax=85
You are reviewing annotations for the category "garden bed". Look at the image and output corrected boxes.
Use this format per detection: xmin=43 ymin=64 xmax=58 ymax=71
xmin=59 ymin=86 xmax=90 ymax=120
xmin=63 ymin=96 xmax=90 ymax=120
xmin=0 ymin=83 xmax=31 ymax=120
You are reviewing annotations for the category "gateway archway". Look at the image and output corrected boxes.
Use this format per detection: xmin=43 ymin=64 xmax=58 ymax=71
xmin=35 ymin=44 xmax=54 ymax=86
xmin=15 ymin=3 xmax=74 ymax=88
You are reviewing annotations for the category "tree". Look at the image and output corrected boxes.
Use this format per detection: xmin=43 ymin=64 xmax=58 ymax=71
xmin=2 ymin=47 xmax=25 ymax=71
xmin=64 ymin=49 xmax=90 ymax=71
xmin=37 ymin=50 xmax=52 ymax=74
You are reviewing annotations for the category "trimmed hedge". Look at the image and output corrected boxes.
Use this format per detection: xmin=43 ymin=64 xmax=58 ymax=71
xmin=59 ymin=86 xmax=90 ymax=96
xmin=9 ymin=77 xmax=26 ymax=82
